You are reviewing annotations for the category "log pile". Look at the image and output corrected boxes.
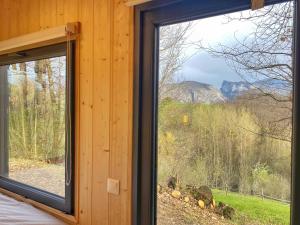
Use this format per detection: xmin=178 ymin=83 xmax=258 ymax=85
xmin=158 ymin=179 xmax=235 ymax=220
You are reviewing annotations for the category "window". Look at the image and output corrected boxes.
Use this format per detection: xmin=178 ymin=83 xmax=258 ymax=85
xmin=133 ymin=0 xmax=300 ymax=225
xmin=0 ymin=43 xmax=75 ymax=214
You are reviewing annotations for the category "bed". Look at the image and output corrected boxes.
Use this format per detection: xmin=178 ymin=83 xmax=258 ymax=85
xmin=0 ymin=193 xmax=65 ymax=225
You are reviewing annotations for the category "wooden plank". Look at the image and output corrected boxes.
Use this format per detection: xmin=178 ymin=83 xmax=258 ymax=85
xmin=27 ymin=0 xmax=41 ymax=33
xmin=56 ymin=0 xmax=65 ymax=25
xmin=91 ymin=0 xmax=111 ymax=223
xmin=0 ymin=0 xmax=9 ymax=41
xmin=40 ymin=0 xmax=57 ymax=29
xmin=0 ymin=26 xmax=65 ymax=55
xmin=109 ymin=1 xmax=133 ymax=225
xmin=7 ymin=0 xmax=20 ymax=38
xmin=78 ymin=0 xmax=94 ymax=224
xmin=63 ymin=0 xmax=79 ymax=24
xmin=39 ymin=0 xmax=47 ymax=29
xmin=19 ymin=0 xmax=30 ymax=35
xmin=0 ymin=24 xmax=79 ymax=56
xmin=124 ymin=0 xmax=152 ymax=6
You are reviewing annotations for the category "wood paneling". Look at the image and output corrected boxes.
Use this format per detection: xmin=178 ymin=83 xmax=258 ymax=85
xmin=0 ymin=1 xmax=134 ymax=225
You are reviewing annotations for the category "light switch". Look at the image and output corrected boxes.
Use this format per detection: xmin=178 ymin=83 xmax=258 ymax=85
xmin=107 ymin=178 xmax=120 ymax=195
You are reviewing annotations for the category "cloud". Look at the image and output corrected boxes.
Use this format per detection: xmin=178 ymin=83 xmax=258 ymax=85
xmin=170 ymin=12 xmax=257 ymax=88
xmin=177 ymin=51 xmax=242 ymax=88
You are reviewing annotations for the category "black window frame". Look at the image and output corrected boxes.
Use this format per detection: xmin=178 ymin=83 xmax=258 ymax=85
xmin=133 ymin=0 xmax=300 ymax=224
xmin=0 ymin=42 xmax=75 ymax=214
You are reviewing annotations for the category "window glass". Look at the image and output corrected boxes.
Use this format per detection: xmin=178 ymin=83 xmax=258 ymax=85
xmin=0 ymin=56 xmax=66 ymax=197
xmin=157 ymin=2 xmax=293 ymax=225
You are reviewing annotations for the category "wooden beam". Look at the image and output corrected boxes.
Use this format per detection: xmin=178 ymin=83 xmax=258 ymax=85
xmin=124 ymin=0 xmax=152 ymax=7
xmin=0 ymin=22 xmax=80 ymax=56
xmin=251 ymin=0 xmax=265 ymax=10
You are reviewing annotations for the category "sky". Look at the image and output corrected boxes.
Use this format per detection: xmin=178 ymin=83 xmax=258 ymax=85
xmin=162 ymin=10 xmax=257 ymax=88
xmin=7 ymin=56 xmax=66 ymax=86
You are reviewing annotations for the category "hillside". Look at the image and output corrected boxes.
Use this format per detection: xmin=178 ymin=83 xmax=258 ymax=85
xmin=161 ymin=79 xmax=291 ymax=103
xmin=220 ymin=79 xmax=291 ymax=100
xmin=162 ymin=81 xmax=226 ymax=103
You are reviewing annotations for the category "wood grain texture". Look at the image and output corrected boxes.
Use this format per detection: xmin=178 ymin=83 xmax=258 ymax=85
xmin=0 ymin=0 xmax=134 ymax=225
xmin=0 ymin=24 xmax=79 ymax=55
xmin=91 ymin=0 xmax=110 ymax=224
xmin=109 ymin=1 xmax=133 ymax=225
xmin=78 ymin=0 xmax=94 ymax=224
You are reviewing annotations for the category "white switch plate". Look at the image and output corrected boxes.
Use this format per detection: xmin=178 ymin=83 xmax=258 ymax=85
xmin=107 ymin=178 xmax=120 ymax=195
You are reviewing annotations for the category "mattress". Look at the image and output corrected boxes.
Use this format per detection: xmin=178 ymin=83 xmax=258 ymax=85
xmin=0 ymin=193 xmax=65 ymax=225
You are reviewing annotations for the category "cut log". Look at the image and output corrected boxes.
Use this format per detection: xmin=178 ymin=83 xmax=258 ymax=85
xmin=198 ymin=200 xmax=205 ymax=209
xmin=171 ymin=190 xmax=181 ymax=199
xmin=187 ymin=185 xmax=213 ymax=206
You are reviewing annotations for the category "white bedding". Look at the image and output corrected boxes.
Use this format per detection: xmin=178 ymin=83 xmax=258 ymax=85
xmin=0 ymin=193 xmax=65 ymax=225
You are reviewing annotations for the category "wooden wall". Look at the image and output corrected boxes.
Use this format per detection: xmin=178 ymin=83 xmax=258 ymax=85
xmin=0 ymin=0 xmax=133 ymax=224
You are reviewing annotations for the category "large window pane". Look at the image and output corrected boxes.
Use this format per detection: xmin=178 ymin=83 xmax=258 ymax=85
xmin=0 ymin=56 xmax=66 ymax=197
xmin=157 ymin=2 xmax=293 ymax=225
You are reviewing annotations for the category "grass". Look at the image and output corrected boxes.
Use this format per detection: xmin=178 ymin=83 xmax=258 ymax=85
xmin=212 ymin=189 xmax=290 ymax=225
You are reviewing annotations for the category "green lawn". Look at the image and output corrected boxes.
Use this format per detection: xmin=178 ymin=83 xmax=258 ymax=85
xmin=212 ymin=189 xmax=290 ymax=225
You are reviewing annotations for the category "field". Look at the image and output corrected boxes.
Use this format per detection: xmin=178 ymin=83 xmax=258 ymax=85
xmin=213 ymin=190 xmax=290 ymax=225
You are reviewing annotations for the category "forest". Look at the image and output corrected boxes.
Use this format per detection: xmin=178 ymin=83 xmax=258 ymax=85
xmin=7 ymin=57 xmax=66 ymax=163
xmin=158 ymin=95 xmax=291 ymax=201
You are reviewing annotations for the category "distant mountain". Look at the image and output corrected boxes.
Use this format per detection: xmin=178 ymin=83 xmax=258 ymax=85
xmin=161 ymin=79 xmax=291 ymax=104
xmin=162 ymin=81 xmax=226 ymax=103
xmin=254 ymin=79 xmax=292 ymax=94
xmin=220 ymin=81 xmax=251 ymax=100
xmin=220 ymin=79 xmax=291 ymax=100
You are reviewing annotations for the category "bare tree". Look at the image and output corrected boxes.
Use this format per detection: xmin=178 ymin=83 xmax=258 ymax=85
xmin=197 ymin=2 xmax=294 ymax=141
xmin=159 ymin=22 xmax=194 ymax=99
